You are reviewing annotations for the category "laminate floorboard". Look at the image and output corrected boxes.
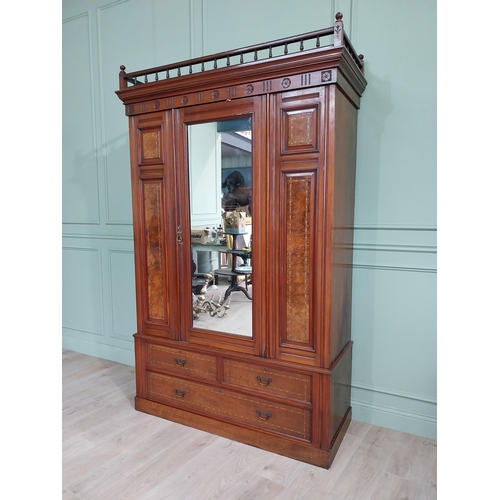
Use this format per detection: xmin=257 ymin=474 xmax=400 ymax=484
xmin=193 ymin=282 xmax=252 ymax=337
xmin=62 ymin=349 xmax=437 ymax=499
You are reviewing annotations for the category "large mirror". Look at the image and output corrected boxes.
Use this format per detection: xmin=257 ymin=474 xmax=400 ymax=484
xmin=188 ymin=118 xmax=253 ymax=337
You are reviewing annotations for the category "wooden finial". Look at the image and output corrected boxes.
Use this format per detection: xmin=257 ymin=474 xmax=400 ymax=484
xmin=358 ymin=54 xmax=365 ymax=72
xmin=333 ymin=13 xmax=344 ymax=47
xmin=119 ymin=65 xmax=127 ymax=89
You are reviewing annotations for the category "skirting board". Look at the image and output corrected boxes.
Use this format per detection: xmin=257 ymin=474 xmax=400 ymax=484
xmin=62 ymin=335 xmax=135 ymax=367
xmin=352 ymin=399 xmax=436 ymax=440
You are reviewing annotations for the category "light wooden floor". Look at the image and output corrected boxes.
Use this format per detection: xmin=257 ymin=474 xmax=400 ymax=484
xmin=62 ymin=349 xmax=437 ymax=499
xmin=193 ymin=282 xmax=252 ymax=337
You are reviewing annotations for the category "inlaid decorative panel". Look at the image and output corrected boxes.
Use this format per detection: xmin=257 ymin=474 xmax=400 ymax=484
xmin=284 ymin=174 xmax=314 ymax=343
xmin=140 ymin=129 xmax=161 ymax=163
xmin=283 ymin=108 xmax=318 ymax=153
xmin=143 ymin=182 xmax=166 ymax=321
xmin=143 ymin=131 xmax=160 ymax=159
xmin=289 ymin=112 xmax=313 ymax=146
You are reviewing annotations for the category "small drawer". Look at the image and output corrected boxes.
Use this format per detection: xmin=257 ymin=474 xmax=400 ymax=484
xmin=223 ymin=359 xmax=312 ymax=402
xmin=147 ymin=372 xmax=311 ymax=441
xmin=146 ymin=343 xmax=217 ymax=380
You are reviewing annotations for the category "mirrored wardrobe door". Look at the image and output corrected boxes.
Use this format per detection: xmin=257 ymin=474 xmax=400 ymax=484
xmin=188 ymin=117 xmax=253 ymax=337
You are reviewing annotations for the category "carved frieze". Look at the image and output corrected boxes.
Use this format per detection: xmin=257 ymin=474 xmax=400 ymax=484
xmin=124 ymin=69 xmax=335 ymax=116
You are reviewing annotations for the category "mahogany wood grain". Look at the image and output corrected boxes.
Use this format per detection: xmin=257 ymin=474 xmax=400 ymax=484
xmin=117 ymin=21 xmax=367 ymax=468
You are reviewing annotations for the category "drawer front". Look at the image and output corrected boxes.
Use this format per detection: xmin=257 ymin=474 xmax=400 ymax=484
xmin=146 ymin=344 xmax=217 ymax=380
xmin=223 ymin=359 xmax=312 ymax=402
xmin=147 ymin=371 xmax=311 ymax=441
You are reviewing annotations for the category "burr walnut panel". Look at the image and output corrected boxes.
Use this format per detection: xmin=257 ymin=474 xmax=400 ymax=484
xmin=142 ymin=131 xmax=160 ymax=159
xmin=283 ymin=108 xmax=318 ymax=153
xmin=139 ymin=126 xmax=163 ymax=165
xmin=288 ymin=111 xmax=313 ymax=147
xmin=143 ymin=181 xmax=166 ymax=321
xmin=283 ymin=172 xmax=316 ymax=345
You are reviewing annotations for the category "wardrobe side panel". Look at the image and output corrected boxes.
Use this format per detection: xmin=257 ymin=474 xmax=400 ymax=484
xmin=329 ymin=88 xmax=358 ymax=363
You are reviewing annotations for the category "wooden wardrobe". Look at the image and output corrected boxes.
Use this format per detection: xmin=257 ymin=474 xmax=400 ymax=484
xmin=116 ymin=13 xmax=366 ymax=469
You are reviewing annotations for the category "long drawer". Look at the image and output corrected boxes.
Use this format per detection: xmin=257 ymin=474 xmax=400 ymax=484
xmin=147 ymin=371 xmax=311 ymax=441
xmin=146 ymin=344 xmax=217 ymax=381
xmin=222 ymin=358 xmax=312 ymax=402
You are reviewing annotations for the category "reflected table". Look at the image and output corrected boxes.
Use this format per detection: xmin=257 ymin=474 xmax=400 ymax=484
xmin=214 ymin=235 xmax=252 ymax=305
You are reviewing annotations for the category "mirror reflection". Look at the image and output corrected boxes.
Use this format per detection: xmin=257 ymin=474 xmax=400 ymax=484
xmin=189 ymin=118 xmax=253 ymax=337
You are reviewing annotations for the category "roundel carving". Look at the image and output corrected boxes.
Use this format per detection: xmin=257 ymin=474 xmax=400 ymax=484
xmin=321 ymin=71 xmax=332 ymax=82
xmin=245 ymin=84 xmax=254 ymax=94
xmin=281 ymin=78 xmax=291 ymax=88
xmin=181 ymin=96 xmax=189 ymax=104
xmin=211 ymin=90 xmax=220 ymax=100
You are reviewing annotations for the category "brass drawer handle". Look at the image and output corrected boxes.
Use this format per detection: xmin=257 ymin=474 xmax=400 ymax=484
xmin=256 ymin=409 xmax=272 ymax=420
xmin=174 ymin=357 xmax=187 ymax=367
xmin=174 ymin=388 xmax=186 ymax=398
xmin=257 ymin=375 xmax=272 ymax=386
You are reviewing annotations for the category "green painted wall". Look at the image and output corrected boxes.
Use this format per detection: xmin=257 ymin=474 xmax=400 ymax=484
xmin=62 ymin=0 xmax=436 ymax=439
